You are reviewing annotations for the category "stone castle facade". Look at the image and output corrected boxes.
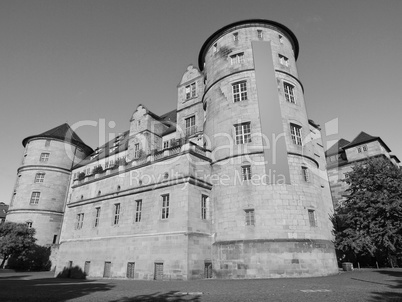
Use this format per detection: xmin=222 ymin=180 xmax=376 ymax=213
xmin=7 ymin=19 xmax=339 ymax=279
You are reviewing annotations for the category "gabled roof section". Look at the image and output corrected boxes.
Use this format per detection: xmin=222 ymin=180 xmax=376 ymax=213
xmin=22 ymin=123 xmax=93 ymax=154
xmin=343 ymin=131 xmax=391 ymax=152
xmin=325 ymin=139 xmax=350 ymax=156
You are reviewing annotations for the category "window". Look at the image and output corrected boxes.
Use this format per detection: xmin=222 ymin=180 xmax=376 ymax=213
xmin=135 ymin=200 xmax=142 ymax=222
xmin=53 ymin=235 xmax=57 ymax=244
xmin=113 ymin=204 xmax=120 ymax=225
xmin=163 ymin=141 xmax=169 ymax=149
xmin=241 ymin=165 xmax=252 ymax=181
xmin=201 ymin=195 xmax=208 ymax=220
xmin=39 ymin=153 xmax=49 ymax=162
xmin=234 ymin=122 xmax=251 ymax=145
xmin=185 ymin=116 xmax=196 ymax=137
xmin=302 ymin=166 xmax=310 ymax=182
xmin=230 ymin=52 xmax=244 ymax=65
xmin=245 ymin=209 xmax=255 ymax=226
xmin=127 ymin=262 xmax=135 ymax=279
xmin=363 ymin=145 xmax=368 ymax=152
xmin=45 ymin=140 xmax=51 ymax=147
xmin=34 ymin=173 xmax=45 ymax=183
xmin=185 ymin=82 xmax=196 ymax=100
xmin=161 ymin=194 xmax=169 ymax=219
xmin=94 ymin=207 xmax=101 ymax=227
xmin=134 ymin=143 xmax=141 ymax=158
xmin=279 ymin=34 xmax=283 ymax=43
xmin=279 ymin=54 xmax=289 ymax=66
xmin=30 ymin=192 xmax=40 ymax=204
xmin=283 ymin=82 xmax=295 ymax=104
xmin=76 ymin=213 xmax=84 ymax=229
xmin=290 ymin=124 xmax=302 ymax=146
xmin=213 ymin=43 xmax=217 ymax=53
xmin=357 ymin=147 xmax=362 ymax=153
xmin=233 ymin=32 xmax=238 ymax=41
xmin=257 ymin=30 xmax=263 ymax=39
xmin=308 ymin=209 xmax=316 ymax=227
xmin=232 ymin=81 xmax=247 ymax=102
xmin=26 ymin=221 xmax=33 ymax=228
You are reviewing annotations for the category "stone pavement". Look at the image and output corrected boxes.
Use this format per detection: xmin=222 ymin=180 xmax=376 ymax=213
xmin=0 ymin=269 xmax=401 ymax=301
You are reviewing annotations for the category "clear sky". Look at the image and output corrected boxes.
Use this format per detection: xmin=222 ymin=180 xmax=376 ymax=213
xmin=1 ymin=0 xmax=401 ymax=204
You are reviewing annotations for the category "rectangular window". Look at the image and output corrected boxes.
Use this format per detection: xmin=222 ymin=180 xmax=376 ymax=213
xmin=308 ymin=209 xmax=316 ymax=227
xmin=279 ymin=34 xmax=284 ymax=44
xmin=234 ymin=122 xmax=252 ymax=145
xmin=213 ymin=43 xmax=217 ymax=53
xmin=45 ymin=140 xmax=51 ymax=147
xmin=163 ymin=141 xmax=169 ymax=149
xmin=34 ymin=173 xmax=45 ymax=183
xmin=39 ymin=153 xmax=49 ymax=162
xmin=135 ymin=200 xmax=142 ymax=222
xmin=127 ymin=262 xmax=135 ymax=279
xmin=76 ymin=213 xmax=84 ymax=229
xmin=84 ymin=261 xmax=91 ymax=276
xmin=185 ymin=82 xmax=196 ymax=100
xmin=113 ymin=204 xmax=120 ymax=225
xmin=233 ymin=32 xmax=238 ymax=41
xmin=94 ymin=207 xmax=101 ymax=227
xmin=257 ymin=30 xmax=263 ymax=39
xmin=242 ymin=165 xmax=252 ymax=180
xmin=30 ymin=192 xmax=40 ymax=204
xmin=302 ymin=166 xmax=310 ymax=182
xmin=53 ymin=235 xmax=57 ymax=244
xmin=283 ymin=82 xmax=295 ymax=104
xmin=230 ymin=52 xmax=244 ymax=65
xmin=161 ymin=194 xmax=169 ymax=219
xmin=26 ymin=221 xmax=33 ymax=228
xmin=103 ymin=262 xmax=111 ymax=278
xmin=357 ymin=147 xmax=362 ymax=153
xmin=245 ymin=209 xmax=255 ymax=226
xmin=290 ymin=124 xmax=302 ymax=146
xmin=185 ymin=116 xmax=196 ymax=137
xmin=279 ymin=54 xmax=289 ymax=66
xmin=232 ymin=81 xmax=247 ymax=102
xmin=134 ymin=143 xmax=140 ymax=158
xmin=201 ymin=195 xmax=208 ymax=220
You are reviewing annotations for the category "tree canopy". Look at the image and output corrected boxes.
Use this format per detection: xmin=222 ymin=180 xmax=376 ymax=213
xmin=0 ymin=222 xmax=36 ymax=268
xmin=332 ymin=157 xmax=402 ymax=266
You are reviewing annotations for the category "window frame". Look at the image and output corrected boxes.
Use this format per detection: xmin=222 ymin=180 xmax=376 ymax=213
xmin=34 ymin=172 xmax=45 ymax=183
xmin=185 ymin=82 xmax=197 ymax=100
xmin=161 ymin=194 xmax=170 ymax=220
xmin=135 ymin=199 xmax=142 ymax=222
xmin=201 ymin=195 xmax=208 ymax=220
xmin=76 ymin=213 xmax=84 ymax=230
xmin=185 ymin=116 xmax=196 ymax=137
xmin=308 ymin=209 xmax=317 ymax=227
xmin=279 ymin=54 xmax=289 ymax=66
xmin=113 ymin=203 xmax=121 ymax=225
xmin=30 ymin=192 xmax=40 ymax=204
xmin=302 ymin=166 xmax=310 ymax=182
xmin=94 ymin=207 xmax=101 ymax=227
xmin=241 ymin=165 xmax=252 ymax=181
xmin=234 ymin=122 xmax=252 ymax=145
xmin=290 ymin=123 xmax=303 ymax=146
xmin=245 ymin=209 xmax=255 ymax=226
xmin=230 ymin=52 xmax=244 ymax=65
xmin=283 ymin=82 xmax=296 ymax=104
xmin=39 ymin=153 xmax=50 ymax=162
xmin=232 ymin=81 xmax=248 ymax=103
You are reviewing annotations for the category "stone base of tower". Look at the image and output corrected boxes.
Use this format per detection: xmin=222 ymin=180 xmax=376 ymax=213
xmin=212 ymin=239 xmax=338 ymax=279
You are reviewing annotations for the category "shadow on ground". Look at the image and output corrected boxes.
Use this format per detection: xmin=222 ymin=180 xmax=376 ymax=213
xmin=109 ymin=291 xmax=201 ymax=302
xmin=0 ymin=275 xmax=113 ymax=302
xmin=368 ymin=270 xmax=402 ymax=302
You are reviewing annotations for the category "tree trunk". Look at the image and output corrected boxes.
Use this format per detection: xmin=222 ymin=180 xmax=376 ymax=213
xmin=0 ymin=255 xmax=9 ymax=269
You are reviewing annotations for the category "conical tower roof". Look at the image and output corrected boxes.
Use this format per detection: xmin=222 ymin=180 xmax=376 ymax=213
xmin=22 ymin=123 xmax=93 ymax=154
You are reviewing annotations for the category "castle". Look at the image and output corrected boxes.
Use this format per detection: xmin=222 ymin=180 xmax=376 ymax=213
xmin=7 ymin=19 xmax=339 ymax=279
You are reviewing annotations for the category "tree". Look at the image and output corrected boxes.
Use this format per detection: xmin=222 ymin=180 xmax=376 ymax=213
xmin=331 ymin=157 xmax=402 ymax=267
xmin=0 ymin=222 xmax=36 ymax=268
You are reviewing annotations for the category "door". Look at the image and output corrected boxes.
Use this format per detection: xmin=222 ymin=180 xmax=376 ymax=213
xmin=84 ymin=261 xmax=91 ymax=276
xmin=103 ymin=262 xmax=111 ymax=278
xmin=154 ymin=263 xmax=163 ymax=280
xmin=204 ymin=262 xmax=212 ymax=279
xmin=127 ymin=262 xmax=135 ymax=279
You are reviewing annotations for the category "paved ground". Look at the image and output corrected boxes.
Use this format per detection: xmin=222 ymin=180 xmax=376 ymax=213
xmin=0 ymin=269 xmax=401 ymax=301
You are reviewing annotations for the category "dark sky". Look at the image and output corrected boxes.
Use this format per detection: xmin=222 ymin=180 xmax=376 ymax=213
xmin=1 ymin=0 xmax=401 ymax=203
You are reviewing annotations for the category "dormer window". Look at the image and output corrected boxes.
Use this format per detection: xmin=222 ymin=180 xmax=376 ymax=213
xmin=185 ymin=82 xmax=196 ymax=100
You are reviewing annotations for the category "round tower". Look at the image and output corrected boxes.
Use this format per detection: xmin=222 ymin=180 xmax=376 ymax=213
xmin=199 ymin=19 xmax=338 ymax=277
xmin=7 ymin=124 xmax=92 ymax=246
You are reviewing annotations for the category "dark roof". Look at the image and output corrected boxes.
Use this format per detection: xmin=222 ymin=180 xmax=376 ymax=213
xmin=343 ymin=131 xmax=391 ymax=152
xmin=22 ymin=123 xmax=93 ymax=154
xmin=325 ymin=139 xmax=350 ymax=156
xmin=198 ymin=19 xmax=299 ymax=71
xmin=390 ymin=155 xmax=400 ymax=163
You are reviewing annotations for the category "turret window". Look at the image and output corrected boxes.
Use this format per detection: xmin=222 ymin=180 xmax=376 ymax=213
xmin=302 ymin=166 xmax=310 ymax=182
xmin=233 ymin=32 xmax=239 ymax=41
xmin=257 ymin=30 xmax=263 ymax=39
xmin=34 ymin=173 xmax=45 ymax=183
xmin=39 ymin=153 xmax=49 ymax=162
xmin=245 ymin=209 xmax=255 ymax=226
xmin=241 ymin=165 xmax=252 ymax=181
xmin=230 ymin=53 xmax=244 ymax=65
xmin=45 ymin=140 xmax=51 ymax=147
xmin=279 ymin=54 xmax=289 ymax=67
xmin=232 ymin=81 xmax=247 ymax=102
xmin=30 ymin=192 xmax=40 ymax=204
xmin=283 ymin=82 xmax=295 ymax=104
xmin=290 ymin=124 xmax=303 ymax=146
xmin=185 ymin=116 xmax=196 ymax=137
xmin=234 ymin=122 xmax=252 ymax=145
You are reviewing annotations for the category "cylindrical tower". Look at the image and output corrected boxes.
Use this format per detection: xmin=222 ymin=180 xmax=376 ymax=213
xmin=199 ymin=19 xmax=338 ymax=277
xmin=7 ymin=123 xmax=92 ymax=245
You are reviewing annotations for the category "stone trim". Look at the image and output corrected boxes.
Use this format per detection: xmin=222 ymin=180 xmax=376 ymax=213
xmin=18 ymin=165 xmax=71 ymax=174
xmin=287 ymin=152 xmax=319 ymax=168
xmin=275 ymin=70 xmax=304 ymax=92
xmin=6 ymin=209 xmax=64 ymax=215
xmin=214 ymin=238 xmax=334 ymax=247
